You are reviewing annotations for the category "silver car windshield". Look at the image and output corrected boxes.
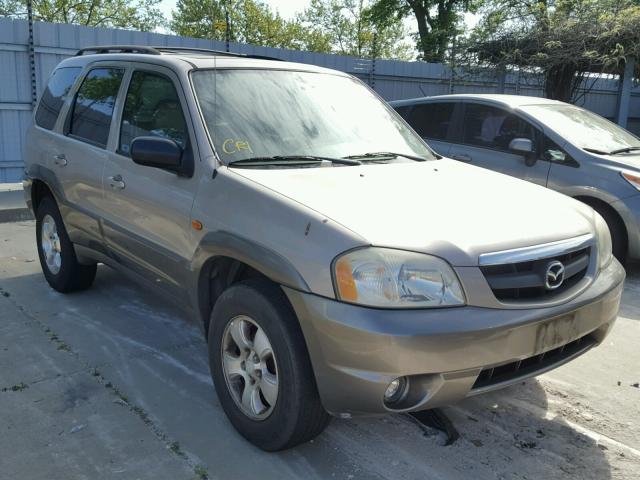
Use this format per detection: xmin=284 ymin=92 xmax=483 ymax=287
xmin=192 ymin=69 xmax=433 ymax=164
xmin=521 ymin=104 xmax=640 ymax=153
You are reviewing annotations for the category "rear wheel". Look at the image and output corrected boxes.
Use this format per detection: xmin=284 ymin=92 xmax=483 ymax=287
xmin=208 ymin=278 xmax=330 ymax=451
xmin=35 ymin=196 xmax=97 ymax=292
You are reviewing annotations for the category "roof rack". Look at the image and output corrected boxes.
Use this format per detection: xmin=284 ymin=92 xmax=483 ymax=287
xmin=153 ymin=46 xmax=282 ymax=61
xmin=75 ymin=45 xmax=161 ymax=56
xmin=74 ymin=45 xmax=282 ymax=61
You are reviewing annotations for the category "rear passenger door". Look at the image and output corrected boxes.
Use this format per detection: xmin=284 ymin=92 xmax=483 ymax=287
xmin=448 ymin=102 xmax=551 ymax=185
xmin=101 ymin=64 xmax=199 ymax=294
xmin=401 ymin=102 xmax=457 ymax=156
xmin=58 ymin=65 xmax=125 ymax=251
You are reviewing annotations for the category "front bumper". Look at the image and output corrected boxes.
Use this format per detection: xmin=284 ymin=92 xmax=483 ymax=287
xmin=283 ymin=259 xmax=625 ymax=416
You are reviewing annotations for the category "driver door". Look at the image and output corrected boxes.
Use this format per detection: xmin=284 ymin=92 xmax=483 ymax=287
xmin=101 ymin=63 xmax=200 ymax=295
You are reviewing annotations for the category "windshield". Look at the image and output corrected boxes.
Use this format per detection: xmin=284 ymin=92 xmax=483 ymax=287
xmin=521 ymin=104 xmax=640 ymax=153
xmin=192 ymin=69 xmax=433 ymax=164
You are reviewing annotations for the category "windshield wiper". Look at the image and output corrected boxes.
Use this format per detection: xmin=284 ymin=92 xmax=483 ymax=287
xmin=228 ymin=155 xmax=361 ymax=167
xmin=583 ymin=147 xmax=609 ymax=155
xmin=343 ymin=151 xmax=429 ymax=162
xmin=584 ymin=146 xmax=640 ymax=155
xmin=609 ymin=147 xmax=640 ymax=155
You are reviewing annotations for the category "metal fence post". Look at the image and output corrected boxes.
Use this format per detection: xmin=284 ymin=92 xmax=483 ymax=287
xmin=27 ymin=0 xmax=37 ymax=108
xmin=617 ymin=57 xmax=636 ymax=129
xmin=496 ymin=66 xmax=506 ymax=94
xmin=370 ymin=32 xmax=378 ymax=91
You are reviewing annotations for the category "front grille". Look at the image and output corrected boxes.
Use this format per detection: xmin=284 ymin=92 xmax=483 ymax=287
xmin=472 ymin=334 xmax=596 ymax=391
xmin=480 ymin=247 xmax=590 ymax=301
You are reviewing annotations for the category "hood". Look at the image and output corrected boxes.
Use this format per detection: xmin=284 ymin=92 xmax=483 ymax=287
xmin=592 ymin=152 xmax=640 ymax=171
xmin=229 ymin=159 xmax=595 ymax=266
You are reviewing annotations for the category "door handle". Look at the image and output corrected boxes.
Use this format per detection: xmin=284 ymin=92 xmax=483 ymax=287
xmin=451 ymin=154 xmax=472 ymax=162
xmin=107 ymin=174 xmax=126 ymax=190
xmin=53 ymin=154 xmax=67 ymax=166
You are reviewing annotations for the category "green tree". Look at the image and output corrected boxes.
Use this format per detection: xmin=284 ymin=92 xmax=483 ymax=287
xmin=369 ymin=0 xmax=480 ymax=62
xmin=468 ymin=0 xmax=640 ymax=101
xmin=171 ymin=0 xmax=310 ymax=50
xmin=0 ymin=0 xmax=164 ymax=31
xmin=298 ymin=0 xmax=413 ymax=59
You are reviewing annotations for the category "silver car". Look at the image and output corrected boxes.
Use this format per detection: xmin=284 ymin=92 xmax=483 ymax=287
xmin=23 ymin=47 xmax=624 ymax=451
xmin=391 ymin=94 xmax=640 ymax=262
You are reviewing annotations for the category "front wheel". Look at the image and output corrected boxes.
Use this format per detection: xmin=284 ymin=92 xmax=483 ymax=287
xmin=35 ymin=196 xmax=97 ymax=293
xmin=208 ymin=279 xmax=330 ymax=451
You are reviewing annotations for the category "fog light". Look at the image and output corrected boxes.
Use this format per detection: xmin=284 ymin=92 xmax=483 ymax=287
xmin=384 ymin=377 xmax=407 ymax=403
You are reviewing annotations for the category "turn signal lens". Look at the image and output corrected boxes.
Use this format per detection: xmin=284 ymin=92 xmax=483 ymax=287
xmin=335 ymin=256 xmax=358 ymax=302
xmin=621 ymin=171 xmax=640 ymax=191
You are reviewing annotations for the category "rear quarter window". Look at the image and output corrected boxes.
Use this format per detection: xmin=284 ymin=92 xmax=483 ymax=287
xmin=35 ymin=67 xmax=82 ymax=130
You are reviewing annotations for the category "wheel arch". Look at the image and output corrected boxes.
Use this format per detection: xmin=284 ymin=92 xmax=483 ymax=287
xmin=25 ymin=164 xmax=66 ymax=213
xmin=192 ymin=231 xmax=310 ymax=335
xmin=574 ymin=195 xmax=628 ymax=256
xmin=31 ymin=178 xmax=56 ymax=212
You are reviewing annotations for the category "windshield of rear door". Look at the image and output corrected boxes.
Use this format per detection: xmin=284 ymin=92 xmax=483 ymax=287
xmin=191 ymin=68 xmax=433 ymax=164
xmin=521 ymin=104 xmax=640 ymax=153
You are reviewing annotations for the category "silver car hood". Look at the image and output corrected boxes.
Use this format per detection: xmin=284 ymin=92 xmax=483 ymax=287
xmin=230 ymin=159 xmax=595 ymax=266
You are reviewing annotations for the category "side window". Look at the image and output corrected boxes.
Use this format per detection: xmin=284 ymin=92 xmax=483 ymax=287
xmin=35 ymin=67 xmax=82 ymax=130
xmin=463 ymin=104 xmax=535 ymax=151
xmin=69 ymin=68 xmax=124 ymax=147
xmin=119 ymin=71 xmax=188 ymax=155
xmin=394 ymin=105 xmax=411 ymax=119
xmin=543 ymin=136 xmax=578 ymax=166
xmin=407 ymin=103 xmax=455 ymax=140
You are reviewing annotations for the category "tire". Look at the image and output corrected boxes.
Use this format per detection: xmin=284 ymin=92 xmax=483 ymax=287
xmin=208 ymin=278 xmax=330 ymax=451
xmin=35 ymin=196 xmax=97 ymax=293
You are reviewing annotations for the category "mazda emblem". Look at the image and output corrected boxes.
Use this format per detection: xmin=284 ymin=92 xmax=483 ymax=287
xmin=545 ymin=261 xmax=565 ymax=290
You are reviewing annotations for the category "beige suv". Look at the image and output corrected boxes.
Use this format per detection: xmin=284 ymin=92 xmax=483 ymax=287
xmin=24 ymin=46 xmax=625 ymax=451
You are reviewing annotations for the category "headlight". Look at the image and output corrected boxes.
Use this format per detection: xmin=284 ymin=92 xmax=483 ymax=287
xmin=621 ymin=171 xmax=640 ymax=191
xmin=594 ymin=212 xmax=612 ymax=269
xmin=333 ymin=247 xmax=465 ymax=308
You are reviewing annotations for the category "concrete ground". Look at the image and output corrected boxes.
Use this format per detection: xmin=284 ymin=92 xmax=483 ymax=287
xmin=0 ymin=220 xmax=639 ymax=480
xmin=0 ymin=183 xmax=33 ymax=223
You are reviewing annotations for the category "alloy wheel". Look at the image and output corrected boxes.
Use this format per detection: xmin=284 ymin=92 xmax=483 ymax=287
xmin=221 ymin=315 xmax=279 ymax=420
xmin=41 ymin=214 xmax=62 ymax=275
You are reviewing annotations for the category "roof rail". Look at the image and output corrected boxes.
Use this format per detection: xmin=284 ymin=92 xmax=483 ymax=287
xmin=74 ymin=45 xmax=283 ymax=61
xmin=153 ymin=46 xmax=282 ymax=61
xmin=76 ymin=45 xmax=161 ymax=56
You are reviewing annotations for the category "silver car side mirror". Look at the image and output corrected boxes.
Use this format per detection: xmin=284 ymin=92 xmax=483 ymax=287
xmin=509 ymin=138 xmax=537 ymax=166
xmin=509 ymin=137 xmax=533 ymax=154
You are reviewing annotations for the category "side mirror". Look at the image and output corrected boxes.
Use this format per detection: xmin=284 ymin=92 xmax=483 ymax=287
xmin=509 ymin=137 xmax=537 ymax=166
xmin=509 ymin=137 xmax=533 ymax=154
xmin=130 ymin=136 xmax=184 ymax=173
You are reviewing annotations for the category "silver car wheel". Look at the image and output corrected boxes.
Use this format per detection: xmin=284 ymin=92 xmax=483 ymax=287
xmin=221 ymin=315 xmax=279 ymax=420
xmin=41 ymin=214 xmax=62 ymax=275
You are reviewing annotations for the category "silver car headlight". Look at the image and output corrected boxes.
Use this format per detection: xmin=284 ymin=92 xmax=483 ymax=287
xmin=594 ymin=212 xmax=612 ymax=269
xmin=333 ymin=247 xmax=465 ymax=308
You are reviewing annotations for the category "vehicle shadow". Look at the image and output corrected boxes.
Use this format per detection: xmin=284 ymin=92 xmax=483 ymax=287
xmin=0 ymin=265 xmax=616 ymax=480
xmin=288 ymin=376 xmax=614 ymax=480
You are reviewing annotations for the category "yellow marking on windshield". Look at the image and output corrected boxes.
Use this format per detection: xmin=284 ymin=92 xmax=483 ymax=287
xmin=222 ymin=139 xmax=254 ymax=154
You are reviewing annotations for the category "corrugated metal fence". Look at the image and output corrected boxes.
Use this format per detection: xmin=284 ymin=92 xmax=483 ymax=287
xmin=1 ymin=17 xmax=639 ymax=182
